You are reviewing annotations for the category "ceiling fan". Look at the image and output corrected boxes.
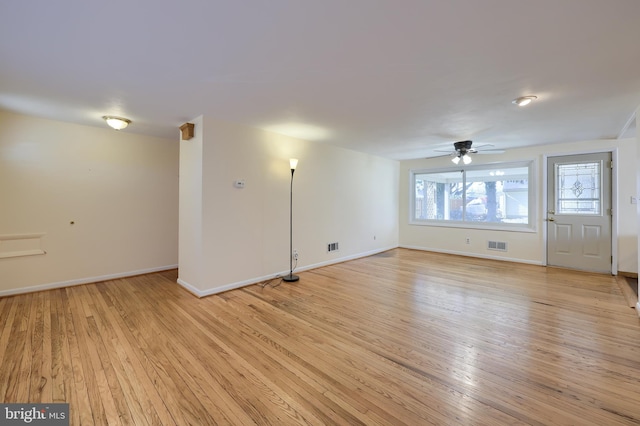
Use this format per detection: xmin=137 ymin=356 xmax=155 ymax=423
xmin=435 ymin=140 xmax=504 ymax=164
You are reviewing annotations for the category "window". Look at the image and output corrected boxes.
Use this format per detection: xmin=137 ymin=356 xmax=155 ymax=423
xmin=410 ymin=161 xmax=534 ymax=230
xmin=555 ymin=161 xmax=601 ymax=215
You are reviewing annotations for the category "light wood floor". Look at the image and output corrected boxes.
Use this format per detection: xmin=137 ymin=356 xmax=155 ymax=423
xmin=2 ymin=249 xmax=640 ymax=425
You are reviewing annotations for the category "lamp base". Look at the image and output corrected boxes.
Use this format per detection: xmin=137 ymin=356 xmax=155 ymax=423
xmin=283 ymin=274 xmax=299 ymax=282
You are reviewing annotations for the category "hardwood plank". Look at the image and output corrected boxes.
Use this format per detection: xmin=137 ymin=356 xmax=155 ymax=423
xmin=153 ymin=295 xmax=326 ymax=425
xmin=61 ymin=288 xmax=95 ymax=425
xmin=199 ymin=296 xmax=377 ymax=425
xmin=50 ymin=289 xmax=72 ymax=403
xmin=92 ymin=282 xmax=184 ymax=425
xmin=1 ymin=248 xmax=640 ymax=425
xmin=194 ymin=297 xmax=375 ymax=425
xmin=28 ymin=291 xmax=47 ymax=402
xmin=7 ymin=293 xmax=33 ymax=403
xmin=617 ymin=275 xmax=638 ymax=308
xmin=0 ymin=296 xmax=17 ymax=395
xmin=87 ymin=289 xmax=152 ymax=425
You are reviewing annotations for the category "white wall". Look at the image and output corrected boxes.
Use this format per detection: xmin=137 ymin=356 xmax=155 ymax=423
xmin=178 ymin=116 xmax=399 ymax=296
xmin=178 ymin=115 xmax=204 ymax=290
xmin=7 ymin=108 xmax=631 ymax=298
xmin=0 ymin=110 xmax=179 ymax=295
xmin=637 ymin=110 xmax=640 ymax=311
xmin=399 ymin=138 xmax=638 ymax=273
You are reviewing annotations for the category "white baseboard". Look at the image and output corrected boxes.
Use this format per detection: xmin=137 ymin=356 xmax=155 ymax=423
xmin=176 ymin=278 xmax=202 ymax=297
xmin=0 ymin=265 xmax=178 ymax=298
xmin=295 ymin=245 xmax=398 ymax=274
xmin=178 ymin=271 xmax=289 ymax=298
xmin=177 ymin=245 xmax=398 ymax=298
xmin=399 ymin=245 xmax=543 ymax=266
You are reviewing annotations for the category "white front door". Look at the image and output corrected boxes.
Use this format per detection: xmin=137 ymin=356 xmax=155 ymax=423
xmin=546 ymin=153 xmax=612 ymax=273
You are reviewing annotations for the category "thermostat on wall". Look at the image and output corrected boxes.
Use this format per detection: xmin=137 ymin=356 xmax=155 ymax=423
xmin=234 ymin=180 xmax=245 ymax=188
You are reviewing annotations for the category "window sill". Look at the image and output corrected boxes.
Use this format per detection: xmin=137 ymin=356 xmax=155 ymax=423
xmin=409 ymin=220 xmax=537 ymax=233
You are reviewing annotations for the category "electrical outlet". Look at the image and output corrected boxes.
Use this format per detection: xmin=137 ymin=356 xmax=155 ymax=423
xmin=465 ymin=237 xmax=470 ymax=244
xmin=293 ymin=249 xmax=298 ymax=260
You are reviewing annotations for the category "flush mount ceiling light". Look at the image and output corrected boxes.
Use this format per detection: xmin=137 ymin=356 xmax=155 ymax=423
xmin=512 ymin=96 xmax=537 ymax=107
xmin=103 ymin=116 xmax=131 ymax=130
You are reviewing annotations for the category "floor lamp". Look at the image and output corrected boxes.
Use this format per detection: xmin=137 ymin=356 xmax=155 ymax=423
xmin=283 ymin=158 xmax=299 ymax=282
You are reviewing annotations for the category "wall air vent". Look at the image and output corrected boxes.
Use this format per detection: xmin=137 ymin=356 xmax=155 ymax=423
xmin=487 ymin=241 xmax=507 ymax=251
xmin=327 ymin=242 xmax=339 ymax=252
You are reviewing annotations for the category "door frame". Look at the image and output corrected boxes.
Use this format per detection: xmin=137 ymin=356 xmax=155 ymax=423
xmin=542 ymin=148 xmax=618 ymax=274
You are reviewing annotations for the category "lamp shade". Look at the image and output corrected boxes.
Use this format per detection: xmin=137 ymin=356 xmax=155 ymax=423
xmin=462 ymin=154 xmax=472 ymax=164
xmin=103 ymin=116 xmax=131 ymax=130
xmin=289 ymin=158 xmax=299 ymax=170
xmin=451 ymin=156 xmax=461 ymax=165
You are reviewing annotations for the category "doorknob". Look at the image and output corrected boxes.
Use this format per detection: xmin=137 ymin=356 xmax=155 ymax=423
xmin=547 ymin=217 xmax=555 ymax=222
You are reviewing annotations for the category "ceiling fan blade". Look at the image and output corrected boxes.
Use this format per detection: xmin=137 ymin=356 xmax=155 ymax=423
xmin=472 ymin=143 xmax=494 ymax=149
xmin=426 ymin=153 xmax=455 ymax=159
xmin=475 ymin=149 xmax=505 ymax=154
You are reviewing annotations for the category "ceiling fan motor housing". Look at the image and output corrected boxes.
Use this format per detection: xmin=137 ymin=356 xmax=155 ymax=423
xmin=454 ymin=140 xmax=473 ymax=153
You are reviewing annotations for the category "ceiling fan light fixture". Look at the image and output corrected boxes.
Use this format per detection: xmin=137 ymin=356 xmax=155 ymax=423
xmin=451 ymin=155 xmax=461 ymax=165
xmin=103 ymin=116 xmax=131 ymax=130
xmin=512 ymin=96 xmax=537 ymax=107
xmin=462 ymin=154 xmax=472 ymax=164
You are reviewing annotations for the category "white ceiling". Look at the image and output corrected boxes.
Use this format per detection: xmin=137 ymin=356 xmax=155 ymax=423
xmin=1 ymin=0 xmax=639 ymax=160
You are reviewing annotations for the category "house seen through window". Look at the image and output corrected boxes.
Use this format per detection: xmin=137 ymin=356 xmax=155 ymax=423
xmin=411 ymin=162 xmax=533 ymax=229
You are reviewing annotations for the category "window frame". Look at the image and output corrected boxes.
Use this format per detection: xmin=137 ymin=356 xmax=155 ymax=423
xmin=409 ymin=160 xmax=537 ymax=233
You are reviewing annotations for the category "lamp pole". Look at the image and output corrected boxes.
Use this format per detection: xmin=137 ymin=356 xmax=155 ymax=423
xmin=283 ymin=159 xmax=299 ymax=282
